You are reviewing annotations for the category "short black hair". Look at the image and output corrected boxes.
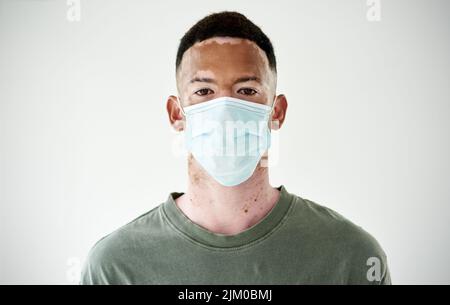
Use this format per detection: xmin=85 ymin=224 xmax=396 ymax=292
xmin=176 ymin=11 xmax=277 ymax=73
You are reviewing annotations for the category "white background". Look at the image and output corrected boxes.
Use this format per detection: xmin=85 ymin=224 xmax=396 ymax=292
xmin=1 ymin=0 xmax=449 ymax=284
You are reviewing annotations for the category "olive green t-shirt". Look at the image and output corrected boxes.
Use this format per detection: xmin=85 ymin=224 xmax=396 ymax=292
xmin=80 ymin=186 xmax=391 ymax=285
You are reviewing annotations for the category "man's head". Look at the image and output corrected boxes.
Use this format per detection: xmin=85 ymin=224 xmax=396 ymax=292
xmin=168 ymin=11 xmax=287 ymax=132
xmin=166 ymin=11 xmax=288 ymax=187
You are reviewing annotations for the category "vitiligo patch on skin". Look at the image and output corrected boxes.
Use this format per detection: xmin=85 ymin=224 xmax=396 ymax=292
xmin=195 ymin=36 xmax=250 ymax=46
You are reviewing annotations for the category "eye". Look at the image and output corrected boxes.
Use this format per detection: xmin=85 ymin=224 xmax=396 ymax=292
xmin=195 ymin=88 xmax=214 ymax=96
xmin=238 ymin=88 xmax=258 ymax=96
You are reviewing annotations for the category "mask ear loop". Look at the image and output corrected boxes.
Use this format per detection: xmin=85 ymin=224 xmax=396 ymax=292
xmin=269 ymin=96 xmax=277 ymax=115
xmin=268 ymin=96 xmax=278 ymax=129
xmin=174 ymin=97 xmax=187 ymax=133
xmin=177 ymin=97 xmax=186 ymax=117
xmin=260 ymin=97 xmax=277 ymax=167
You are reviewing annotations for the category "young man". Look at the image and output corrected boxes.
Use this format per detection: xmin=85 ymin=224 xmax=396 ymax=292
xmin=81 ymin=11 xmax=391 ymax=285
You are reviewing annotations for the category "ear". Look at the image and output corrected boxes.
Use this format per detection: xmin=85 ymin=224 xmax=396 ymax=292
xmin=166 ymin=95 xmax=185 ymax=131
xmin=270 ymin=94 xmax=288 ymax=130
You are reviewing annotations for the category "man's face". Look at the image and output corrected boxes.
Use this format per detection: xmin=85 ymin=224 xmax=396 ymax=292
xmin=176 ymin=37 xmax=277 ymax=107
xmin=167 ymin=36 xmax=288 ymax=183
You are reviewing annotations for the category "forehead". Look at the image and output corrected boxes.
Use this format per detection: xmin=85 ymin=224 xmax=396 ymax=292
xmin=177 ymin=37 xmax=272 ymax=82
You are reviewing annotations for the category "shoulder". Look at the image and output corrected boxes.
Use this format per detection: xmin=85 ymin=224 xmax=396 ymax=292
xmin=288 ymin=194 xmax=391 ymax=284
xmin=80 ymin=204 xmax=163 ymax=285
xmin=290 ymin=195 xmax=385 ymax=254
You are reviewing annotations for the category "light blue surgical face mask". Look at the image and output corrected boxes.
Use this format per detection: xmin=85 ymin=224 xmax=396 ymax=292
xmin=179 ymin=96 xmax=275 ymax=187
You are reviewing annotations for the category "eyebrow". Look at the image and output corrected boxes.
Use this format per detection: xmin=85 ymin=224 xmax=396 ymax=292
xmin=234 ymin=76 xmax=261 ymax=84
xmin=189 ymin=77 xmax=216 ymax=84
xmin=189 ymin=76 xmax=261 ymax=85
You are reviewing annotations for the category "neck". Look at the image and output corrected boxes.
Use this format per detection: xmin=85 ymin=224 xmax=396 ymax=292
xmin=175 ymin=155 xmax=280 ymax=235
